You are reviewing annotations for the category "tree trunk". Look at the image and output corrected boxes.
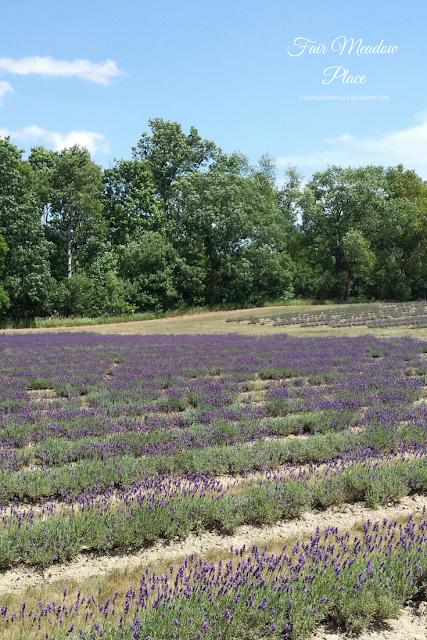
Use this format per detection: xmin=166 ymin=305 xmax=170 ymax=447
xmin=67 ymin=224 xmax=72 ymax=278
xmin=345 ymin=278 xmax=351 ymax=302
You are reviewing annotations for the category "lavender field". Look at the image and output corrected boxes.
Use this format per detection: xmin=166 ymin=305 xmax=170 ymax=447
xmin=229 ymin=300 xmax=427 ymax=330
xmin=1 ymin=332 xmax=427 ymax=638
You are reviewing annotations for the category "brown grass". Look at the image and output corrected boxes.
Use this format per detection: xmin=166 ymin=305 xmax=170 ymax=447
xmin=2 ymin=303 xmax=427 ymax=337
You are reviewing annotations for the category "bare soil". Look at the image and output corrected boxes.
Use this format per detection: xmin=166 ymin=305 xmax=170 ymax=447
xmin=312 ymin=602 xmax=427 ymax=639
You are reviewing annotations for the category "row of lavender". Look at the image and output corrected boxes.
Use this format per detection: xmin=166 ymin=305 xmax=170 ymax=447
xmin=0 ymin=332 xmax=424 ymax=500
xmin=1 ymin=333 xmax=427 ymax=637
xmin=0 ymin=332 xmax=426 ymax=484
xmin=228 ymin=300 xmax=427 ymax=328
xmin=0 ymin=334 xmax=425 ymax=568
xmin=0 ymin=333 xmax=425 ymax=455
xmin=1 ymin=515 xmax=426 ymax=639
xmin=2 ymin=445 xmax=427 ymax=568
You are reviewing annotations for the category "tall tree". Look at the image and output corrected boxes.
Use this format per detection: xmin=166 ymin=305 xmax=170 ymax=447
xmin=0 ymin=232 xmax=10 ymax=313
xmin=296 ymin=164 xmax=427 ymax=301
xmin=103 ymin=158 xmax=163 ymax=246
xmin=117 ymin=230 xmax=178 ymax=311
xmin=298 ymin=166 xmax=388 ymax=300
xmin=29 ymin=145 xmax=104 ymax=278
xmin=0 ymin=138 xmax=52 ymax=317
xmin=341 ymin=228 xmax=376 ymax=301
xmin=167 ymin=154 xmax=293 ymax=305
xmin=374 ymin=164 xmax=427 ymax=299
xmin=132 ymin=118 xmax=218 ymax=204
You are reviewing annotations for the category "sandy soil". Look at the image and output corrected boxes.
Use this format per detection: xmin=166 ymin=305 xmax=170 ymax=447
xmin=312 ymin=602 xmax=427 ymax=640
xmin=1 ymin=493 xmax=425 ymax=596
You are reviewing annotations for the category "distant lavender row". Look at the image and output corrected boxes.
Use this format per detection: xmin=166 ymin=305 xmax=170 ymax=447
xmin=228 ymin=300 xmax=427 ymax=328
xmin=0 ymin=333 xmax=424 ymax=444
xmin=0 ymin=332 xmax=426 ymax=494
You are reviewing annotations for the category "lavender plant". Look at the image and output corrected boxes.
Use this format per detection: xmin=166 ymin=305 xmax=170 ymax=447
xmin=1 ymin=332 xmax=427 ymax=636
xmin=0 ymin=333 xmax=426 ymax=567
xmin=229 ymin=300 xmax=427 ymax=329
xmin=1 ymin=515 xmax=427 ymax=639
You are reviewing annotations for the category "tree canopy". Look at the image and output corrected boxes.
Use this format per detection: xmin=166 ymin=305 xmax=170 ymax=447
xmin=0 ymin=138 xmax=53 ymax=317
xmin=0 ymin=122 xmax=426 ymax=320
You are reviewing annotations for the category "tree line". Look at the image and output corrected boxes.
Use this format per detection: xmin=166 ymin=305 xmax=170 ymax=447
xmin=0 ymin=118 xmax=426 ymax=318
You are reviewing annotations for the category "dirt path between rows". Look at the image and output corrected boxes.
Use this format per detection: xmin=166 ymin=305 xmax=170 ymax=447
xmin=312 ymin=602 xmax=427 ymax=640
xmin=1 ymin=493 xmax=426 ymax=597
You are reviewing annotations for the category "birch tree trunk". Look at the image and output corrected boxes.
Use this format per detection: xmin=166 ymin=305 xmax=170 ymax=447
xmin=67 ymin=222 xmax=72 ymax=279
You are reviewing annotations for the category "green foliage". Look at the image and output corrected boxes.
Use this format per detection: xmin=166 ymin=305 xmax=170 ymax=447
xmin=53 ymin=268 xmax=128 ymax=317
xmin=2 ymin=120 xmax=427 ymax=318
xmin=29 ymin=144 xmax=104 ymax=279
xmin=367 ymin=165 xmax=427 ymax=300
xmin=132 ymin=117 xmax=218 ymax=203
xmin=0 ymin=232 xmax=10 ymax=314
xmin=294 ymin=164 xmax=427 ymax=301
xmin=342 ymin=228 xmax=376 ymax=300
xmin=168 ymin=156 xmax=293 ymax=305
xmin=117 ymin=231 xmax=178 ymax=311
xmin=103 ymin=158 xmax=163 ymax=245
xmin=0 ymin=138 xmax=53 ymax=317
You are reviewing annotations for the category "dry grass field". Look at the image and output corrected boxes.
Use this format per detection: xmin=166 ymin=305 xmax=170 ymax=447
xmin=3 ymin=303 xmax=427 ymax=338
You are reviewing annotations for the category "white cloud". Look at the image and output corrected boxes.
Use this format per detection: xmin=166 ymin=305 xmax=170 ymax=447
xmin=277 ymin=115 xmax=427 ymax=178
xmin=0 ymin=125 xmax=109 ymax=155
xmin=0 ymin=56 xmax=124 ymax=85
xmin=323 ymin=133 xmax=356 ymax=144
xmin=0 ymin=81 xmax=14 ymax=105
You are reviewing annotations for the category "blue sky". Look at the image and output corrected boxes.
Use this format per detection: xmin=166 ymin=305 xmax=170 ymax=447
xmin=1 ymin=0 xmax=426 ymax=178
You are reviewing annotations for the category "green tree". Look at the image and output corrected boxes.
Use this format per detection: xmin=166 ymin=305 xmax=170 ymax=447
xmin=132 ymin=118 xmax=218 ymax=204
xmin=298 ymin=166 xmax=389 ymax=300
xmin=29 ymin=145 xmax=104 ymax=279
xmin=52 ymin=248 xmax=130 ymax=317
xmin=117 ymin=231 xmax=178 ymax=311
xmin=0 ymin=138 xmax=53 ymax=317
xmin=0 ymin=233 xmax=10 ymax=313
xmin=168 ymin=154 xmax=293 ymax=305
xmin=371 ymin=165 xmax=427 ymax=300
xmin=342 ymin=228 xmax=376 ymax=301
xmin=295 ymin=164 xmax=427 ymax=301
xmin=103 ymin=158 xmax=163 ymax=246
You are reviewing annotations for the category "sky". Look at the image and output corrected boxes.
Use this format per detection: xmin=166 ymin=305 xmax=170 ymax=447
xmin=1 ymin=0 xmax=426 ymax=179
